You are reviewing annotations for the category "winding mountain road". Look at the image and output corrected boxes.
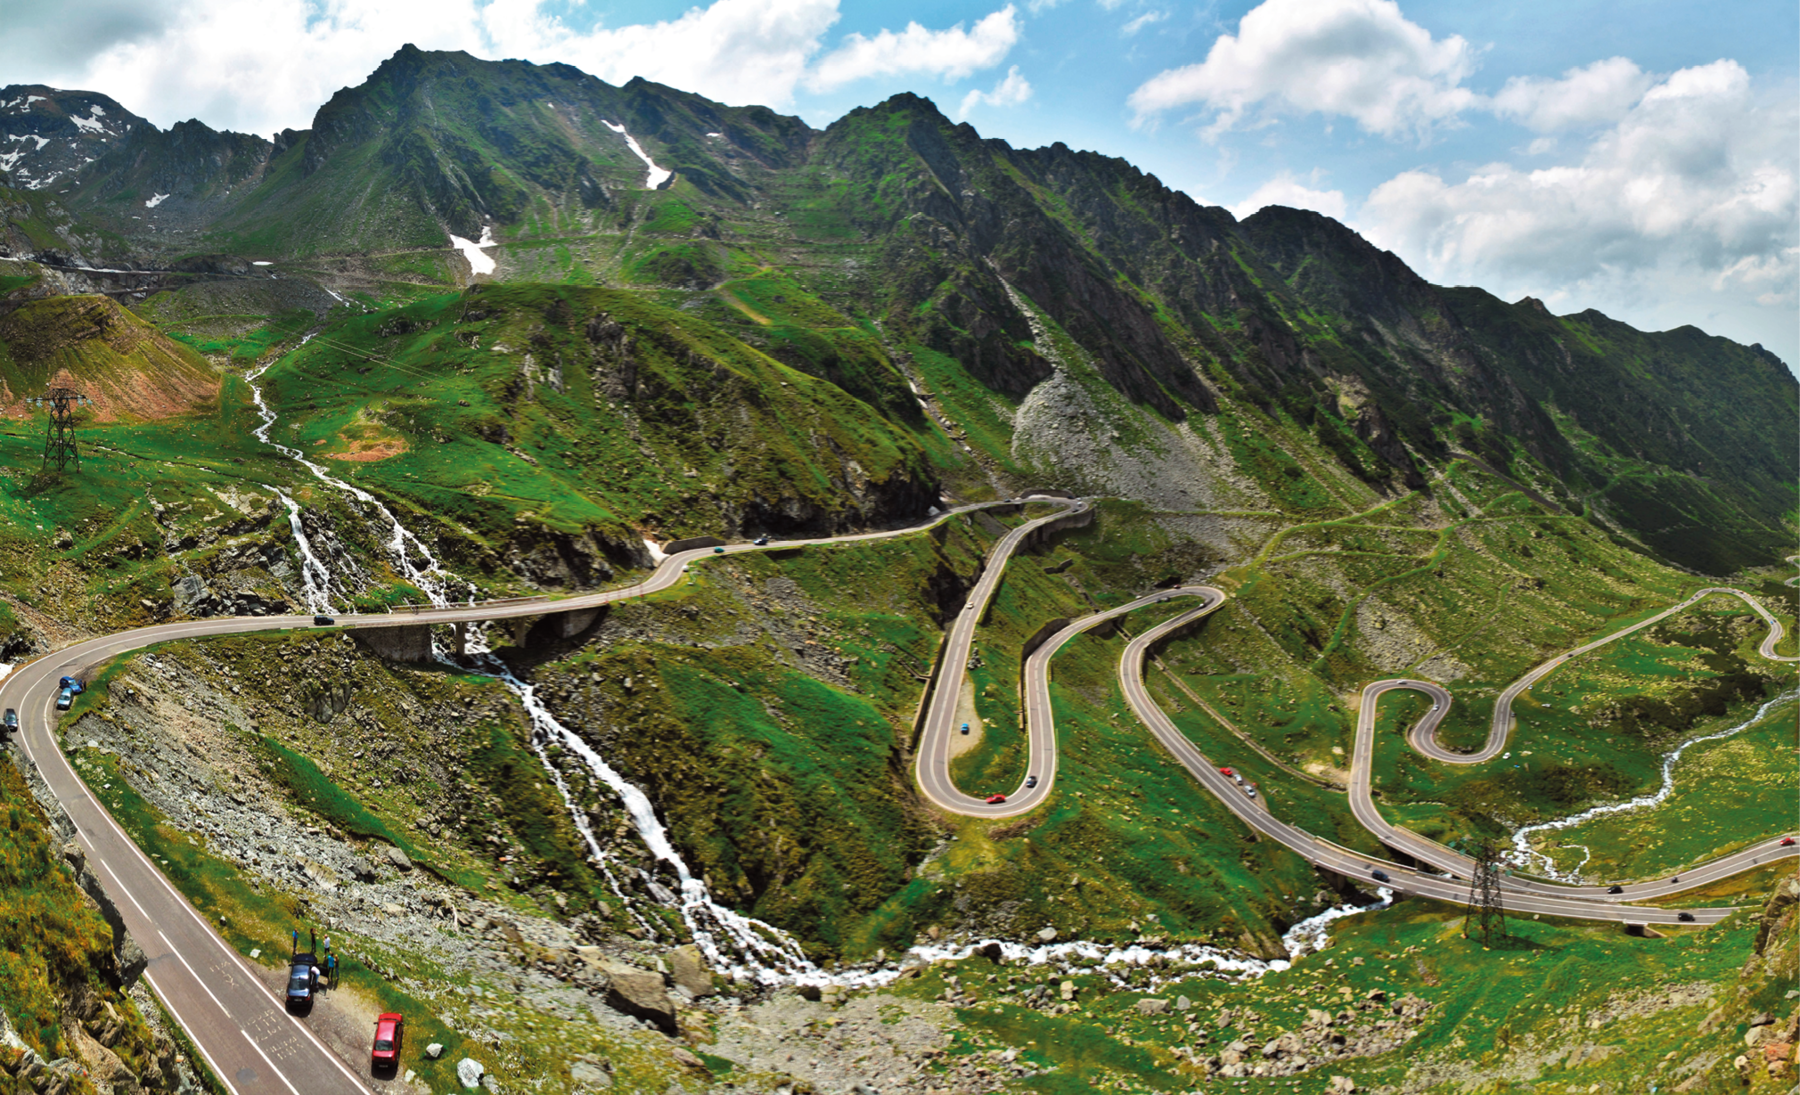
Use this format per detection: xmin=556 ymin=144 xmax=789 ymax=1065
xmin=913 ymin=564 xmax=1797 ymax=925
xmin=0 ymin=495 xmax=1067 ymax=1095
xmin=2 ymin=490 xmax=1792 ymax=1091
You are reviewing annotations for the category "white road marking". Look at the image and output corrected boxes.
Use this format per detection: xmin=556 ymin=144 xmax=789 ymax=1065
xmin=144 ymin=970 xmax=243 ymax=1095
xmin=159 ymin=931 xmax=234 ymax=1018
xmin=242 ymin=1028 xmax=303 ymax=1095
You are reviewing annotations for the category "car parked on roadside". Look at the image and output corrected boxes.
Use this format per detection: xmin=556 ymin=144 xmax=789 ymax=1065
xmin=286 ymin=953 xmax=319 ymax=1010
xmin=961 ymin=723 xmax=970 ymax=735
xmin=371 ymin=1012 xmax=404 ymax=1072
xmin=1219 ymin=767 xmax=1234 ymax=777
xmin=2 ymin=709 xmax=16 ymax=733
xmin=55 ymin=688 xmax=73 ymax=711
xmin=985 ymin=793 xmax=1006 ymax=805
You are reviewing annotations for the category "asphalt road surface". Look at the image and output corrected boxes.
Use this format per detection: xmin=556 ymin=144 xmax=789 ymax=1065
xmin=914 ymin=500 xmax=1094 ymax=817
xmin=918 ymin=577 xmax=1793 ymax=927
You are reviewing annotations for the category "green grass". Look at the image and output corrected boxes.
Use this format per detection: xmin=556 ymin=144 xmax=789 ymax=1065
xmin=1516 ymin=693 xmax=1799 ymax=880
xmin=164 ymin=310 xmax=316 ymax=363
xmin=253 ymin=284 xmax=936 ymax=560
xmin=257 ymin=733 xmax=415 ymax=851
xmin=877 ymin=891 xmax=1787 ymax=1093
xmin=0 ymin=759 xmax=118 ymax=1061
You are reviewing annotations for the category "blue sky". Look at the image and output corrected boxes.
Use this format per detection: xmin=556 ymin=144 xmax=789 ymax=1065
xmin=2 ymin=0 xmax=1795 ymax=363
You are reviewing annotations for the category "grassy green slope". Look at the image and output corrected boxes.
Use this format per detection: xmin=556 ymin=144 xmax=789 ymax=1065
xmin=256 ymin=284 xmax=939 ymax=567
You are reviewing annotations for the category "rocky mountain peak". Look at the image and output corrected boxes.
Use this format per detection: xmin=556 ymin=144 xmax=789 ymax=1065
xmin=0 ymin=85 xmax=147 ymax=192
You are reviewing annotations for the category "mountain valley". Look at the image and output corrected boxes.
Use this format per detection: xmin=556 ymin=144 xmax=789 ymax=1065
xmin=0 ymin=44 xmax=1793 ymax=1095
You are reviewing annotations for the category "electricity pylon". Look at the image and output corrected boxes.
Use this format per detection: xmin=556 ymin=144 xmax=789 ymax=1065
xmin=32 ymin=386 xmax=90 ymax=474
xmin=1463 ymin=837 xmax=1507 ymax=947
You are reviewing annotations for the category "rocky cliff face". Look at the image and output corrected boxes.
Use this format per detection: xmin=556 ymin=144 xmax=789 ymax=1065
xmin=67 ymin=119 xmax=276 ymax=243
xmin=0 ymin=86 xmax=148 ymax=193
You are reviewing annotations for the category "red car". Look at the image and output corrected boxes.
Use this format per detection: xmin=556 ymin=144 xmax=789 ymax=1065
xmin=372 ymin=1013 xmax=403 ymax=1071
xmin=985 ymin=793 xmax=1006 ymax=804
xmin=1782 ymin=837 xmax=1797 ymax=847
xmin=1219 ymin=767 xmax=1234 ymax=777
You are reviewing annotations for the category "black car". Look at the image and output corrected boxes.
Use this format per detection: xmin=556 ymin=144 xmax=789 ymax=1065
xmin=1607 ymin=885 xmax=1624 ymax=895
xmin=1677 ymin=912 xmax=1695 ymax=922
xmin=753 ymin=536 xmax=769 ymax=546
xmin=286 ymin=953 xmax=320 ymax=1009
xmin=1371 ymin=869 xmax=1391 ymax=883
xmin=313 ymin=615 xmax=334 ymax=626
xmin=1025 ymin=775 xmax=1038 ymax=789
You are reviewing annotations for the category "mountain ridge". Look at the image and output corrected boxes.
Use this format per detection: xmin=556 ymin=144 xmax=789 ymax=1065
xmin=0 ymin=45 xmax=1791 ymax=574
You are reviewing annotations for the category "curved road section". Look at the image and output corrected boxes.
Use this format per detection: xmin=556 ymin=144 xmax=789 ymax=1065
xmin=915 ymin=581 xmax=1217 ymax=819
xmin=5 ymin=491 xmax=1791 ymax=1089
xmin=0 ymin=496 xmax=1058 ymax=1095
xmin=1348 ymin=585 xmax=1798 ymax=896
xmin=1113 ymin=593 xmax=1747 ymax=927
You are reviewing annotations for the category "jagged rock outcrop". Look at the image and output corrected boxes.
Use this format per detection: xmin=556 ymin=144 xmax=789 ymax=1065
xmin=58 ymin=843 xmax=150 ymax=990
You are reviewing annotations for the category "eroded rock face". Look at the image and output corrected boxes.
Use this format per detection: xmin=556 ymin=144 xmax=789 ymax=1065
xmin=1753 ymin=876 xmax=1800 ymax=955
xmin=57 ymin=842 xmax=148 ymax=990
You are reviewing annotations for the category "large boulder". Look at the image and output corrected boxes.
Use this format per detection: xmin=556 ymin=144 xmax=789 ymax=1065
xmin=666 ymin=945 xmax=715 ymax=998
xmin=457 ymin=1058 xmax=484 ymax=1089
xmin=598 ymin=960 xmax=675 ymax=1031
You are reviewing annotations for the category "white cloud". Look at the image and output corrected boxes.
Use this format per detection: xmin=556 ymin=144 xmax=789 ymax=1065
xmin=958 ymin=65 xmax=1033 ymax=117
xmin=1127 ymin=0 xmax=1478 ymax=139
xmin=1363 ymin=60 xmax=1796 ymax=360
xmin=495 ymin=0 xmax=842 ymax=108
xmin=806 ymin=5 xmax=1020 ymax=92
xmin=1365 ymin=61 xmax=1789 ymax=275
xmin=1121 ymin=10 xmax=1168 ymax=36
xmin=1491 ymin=56 xmax=1652 ymax=132
xmin=46 ymin=0 xmax=489 ymax=134
xmin=1228 ymin=171 xmax=1348 ymax=221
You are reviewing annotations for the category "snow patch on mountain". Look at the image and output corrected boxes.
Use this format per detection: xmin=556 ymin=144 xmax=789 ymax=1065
xmin=602 ymin=120 xmax=671 ymax=189
xmin=449 ymin=225 xmax=497 ymax=276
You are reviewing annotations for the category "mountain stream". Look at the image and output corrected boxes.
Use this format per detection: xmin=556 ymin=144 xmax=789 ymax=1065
xmin=1506 ymin=688 xmax=1799 ymax=880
